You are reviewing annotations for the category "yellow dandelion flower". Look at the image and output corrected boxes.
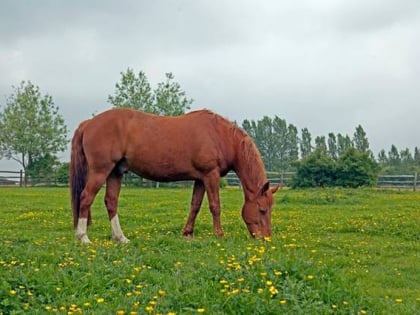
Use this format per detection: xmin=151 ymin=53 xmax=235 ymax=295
xmin=158 ymin=289 xmax=166 ymax=296
xmin=197 ymin=308 xmax=205 ymax=313
xmin=97 ymin=297 xmax=105 ymax=303
xmin=395 ymin=298 xmax=403 ymax=303
xmin=280 ymin=299 xmax=287 ymax=305
xmin=167 ymin=312 xmax=176 ymax=315
xmin=10 ymin=290 xmax=17 ymax=295
xmin=360 ymin=310 xmax=367 ymax=315
xmin=116 ymin=310 xmax=125 ymax=315
xmin=266 ymin=280 xmax=273 ymax=286
xmin=307 ymin=275 xmax=315 ymax=280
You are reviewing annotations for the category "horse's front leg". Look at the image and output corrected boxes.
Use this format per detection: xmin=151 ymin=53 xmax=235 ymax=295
xmin=105 ymin=173 xmax=129 ymax=243
xmin=204 ymin=172 xmax=224 ymax=237
xmin=183 ymin=180 xmax=205 ymax=238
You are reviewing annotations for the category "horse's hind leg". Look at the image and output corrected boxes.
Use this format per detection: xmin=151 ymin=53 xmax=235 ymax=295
xmin=77 ymin=172 xmax=108 ymax=243
xmin=105 ymin=171 xmax=129 ymax=243
xmin=183 ymin=180 xmax=205 ymax=238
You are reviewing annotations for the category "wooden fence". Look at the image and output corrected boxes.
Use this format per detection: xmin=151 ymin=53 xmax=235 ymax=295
xmin=0 ymin=170 xmax=418 ymax=191
xmin=377 ymin=173 xmax=418 ymax=191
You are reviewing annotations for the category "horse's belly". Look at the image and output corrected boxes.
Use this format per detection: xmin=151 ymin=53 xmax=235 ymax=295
xmin=128 ymin=159 xmax=198 ymax=182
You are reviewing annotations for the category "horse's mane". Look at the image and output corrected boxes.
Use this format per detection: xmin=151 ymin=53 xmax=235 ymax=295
xmin=193 ymin=109 xmax=266 ymax=184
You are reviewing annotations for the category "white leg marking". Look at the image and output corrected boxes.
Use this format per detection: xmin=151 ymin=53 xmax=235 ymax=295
xmin=76 ymin=218 xmax=91 ymax=244
xmin=111 ymin=214 xmax=129 ymax=243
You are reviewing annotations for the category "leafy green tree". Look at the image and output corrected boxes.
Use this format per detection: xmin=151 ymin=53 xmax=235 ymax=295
xmin=107 ymin=68 xmax=154 ymax=111
xmin=108 ymin=69 xmax=192 ymax=116
xmin=154 ymin=72 xmax=193 ymax=116
xmin=336 ymin=148 xmax=379 ymax=187
xmin=300 ymin=127 xmax=312 ymax=159
xmin=327 ymin=132 xmax=338 ymax=159
xmin=242 ymin=119 xmax=257 ymax=139
xmin=400 ymin=148 xmax=413 ymax=165
xmin=415 ymin=147 xmax=420 ymax=165
xmin=388 ymin=145 xmax=401 ymax=167
xmin=353 ymin=125 xmax=370 ymax=153
xmin=242 ymin=116 xmax=299 ymax=171
xmin=255 ymin=116 xmax=276 ymax=171
xmin=286 ymin=124 xmax=299 ymax=166
xmin=337 ymin=133 xmax=353 ymax=156
xmin=377 ymin=149 xmax=388 ymax=166
xmin=315 ymin=136 xmax=327 ymax=150
xmin=0 ymin=81 xmax=68 ymax=179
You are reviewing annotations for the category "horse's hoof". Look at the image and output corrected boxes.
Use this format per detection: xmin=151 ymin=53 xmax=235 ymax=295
xmin=215 ymin=230 xmax=225 ymax=237
xmin=183 ymin=231 xmax=194 ymax=239
xmin=113 ymin=235 xmax=130 ymax=243
xmin=78 ymin=235 xmax=92 ymax=244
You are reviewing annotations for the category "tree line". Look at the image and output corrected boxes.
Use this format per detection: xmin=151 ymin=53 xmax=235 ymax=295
xmin=0 ymin=68 xmax=418 ymax=187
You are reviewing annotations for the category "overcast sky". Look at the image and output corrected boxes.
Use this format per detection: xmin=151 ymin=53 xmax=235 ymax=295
xmin=1 ymin=0 xmax=419 ymax=171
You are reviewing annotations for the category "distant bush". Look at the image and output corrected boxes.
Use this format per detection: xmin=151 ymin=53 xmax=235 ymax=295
xmin=336 ymin=148 xmax=379 ymax=187
xmin=292 ymin=148 xmax=336 ymax=188
xmin=292 ymin=148 xmax=379 ymax=188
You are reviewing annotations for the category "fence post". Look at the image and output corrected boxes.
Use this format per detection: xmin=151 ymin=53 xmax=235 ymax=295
xmin=414 ymin=172 xmax=418 ymax=192
xmin=19 ymin=170 xmax=23 ymax=187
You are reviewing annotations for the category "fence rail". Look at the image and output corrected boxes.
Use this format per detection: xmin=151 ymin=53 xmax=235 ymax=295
xmin=0 ymin=170 xmax=418 ymax=191
xmin=377 ymin=173 xmax=418 ymax=191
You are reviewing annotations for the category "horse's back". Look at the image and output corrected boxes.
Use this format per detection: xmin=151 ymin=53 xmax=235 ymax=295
xmin=80 ymin=108 xmax=236 ymax=181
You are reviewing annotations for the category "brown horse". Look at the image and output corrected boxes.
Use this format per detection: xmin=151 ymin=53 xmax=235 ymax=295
xmin=70 ymin=108 xmax=279 ymax=243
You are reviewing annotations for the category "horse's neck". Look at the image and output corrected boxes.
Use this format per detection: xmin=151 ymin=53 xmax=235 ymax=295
xmin=234 ymin=138 xmax=267 ymax=200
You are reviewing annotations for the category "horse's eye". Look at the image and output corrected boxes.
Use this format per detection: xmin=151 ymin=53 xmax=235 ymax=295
xmin=259 ymin=208 xmax=267 ymax=214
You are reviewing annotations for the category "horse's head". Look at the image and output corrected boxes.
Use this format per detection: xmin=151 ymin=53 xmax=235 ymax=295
xmin=242 ymin=182 xmax=280 ymax=238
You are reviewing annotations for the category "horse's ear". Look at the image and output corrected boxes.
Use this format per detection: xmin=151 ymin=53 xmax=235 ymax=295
xmin=270 ymin=184 xmax=280 ymax=194
xmin=259 ymin=181 xmax=270 ymax=196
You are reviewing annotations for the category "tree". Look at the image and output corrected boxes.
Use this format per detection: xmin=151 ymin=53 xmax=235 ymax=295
xmin=377 ymin=149 xmax=388 ymax=166
xmin=314 ymin=136 xmax=327 ymax=150
xmin=353 ymin=125 xmax=370 ymax=153
xmin=107 ymin=68 xmax=153 ymax=111
xmin=415 ymin=147 xmax=420 ymax=165
xmin=154 ymin=72 xmax=193 ymax=116
xmin=388 ymin=145 xmax=400 ymax=167
xmin=337 ymin=133 xmax=352 ymax=156
xmin=300 ymin=128 xmax=312 ymax=159
xmin=327 ymin=132 xmax=338 ymax=159
xmin=242 ymin=116 xmax=299 ymax=171
xmin=108 ymin=69 xmax=192 ymax=116
xmin=0 ymin=81 xmax=68 ymax=179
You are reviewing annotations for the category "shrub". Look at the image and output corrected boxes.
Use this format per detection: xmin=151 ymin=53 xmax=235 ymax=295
xmin=292 ymin=148 xmax=379 ymax=188
xmin=336 ymin=148 xmax=379 ymax=187
xmin=292 ymin=148 xmax=336 ymax=188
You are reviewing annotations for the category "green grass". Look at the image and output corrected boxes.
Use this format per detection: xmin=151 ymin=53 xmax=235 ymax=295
xmin=0 ymin=187 xmax=419 ymax=314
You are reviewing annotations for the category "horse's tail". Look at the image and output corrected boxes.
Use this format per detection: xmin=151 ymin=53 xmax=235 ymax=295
xmin=69 ymin=120 xmax=91 ymax=228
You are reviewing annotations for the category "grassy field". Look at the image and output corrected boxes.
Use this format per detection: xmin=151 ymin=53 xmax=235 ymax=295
xmin=0 ymin=186 xmax=419 ymax=314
